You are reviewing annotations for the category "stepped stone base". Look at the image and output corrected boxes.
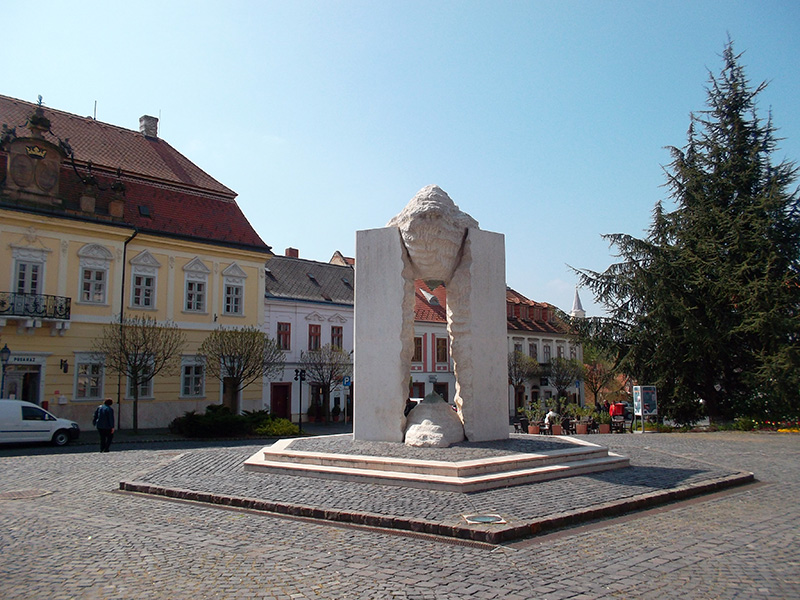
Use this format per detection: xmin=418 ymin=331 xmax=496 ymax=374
xmin=244 ymin=434 xmax=630 ymax=493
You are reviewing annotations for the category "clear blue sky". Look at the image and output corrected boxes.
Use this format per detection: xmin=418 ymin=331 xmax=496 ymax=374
xmin=5 ymin=1 xmax=799 ymax=315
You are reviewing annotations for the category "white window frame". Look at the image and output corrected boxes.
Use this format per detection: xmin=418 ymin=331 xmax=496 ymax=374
xmin=222 ymin=263 xmax=247 ymax=316
xmin=77 ymin=244 xmax=113 ymax=305
xmin=180 ymin=356 xmax=205 ymax=398
xmin=129 ymin=250 xmax=160 ymax=309
xmin=11 ymin=246 xmax=49 ymax=296
xmin=184 ymin=257 xmax=210 ymax=313
xmin=74 ymin=353 xmax=104 ymax=401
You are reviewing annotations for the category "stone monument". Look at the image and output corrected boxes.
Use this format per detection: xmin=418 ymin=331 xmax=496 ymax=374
xmin=353 ymin=185 xmax=508 ymax=445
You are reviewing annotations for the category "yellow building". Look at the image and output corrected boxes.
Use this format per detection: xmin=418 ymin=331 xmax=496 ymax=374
xmin=0 ymin=95 xmax=271 ymax=430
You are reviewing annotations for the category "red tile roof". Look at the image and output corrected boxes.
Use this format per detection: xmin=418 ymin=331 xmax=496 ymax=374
xmin=415 ymin=281 xmax=448 ymax=323
xmin=0 ymin=95 xmax=233 ymax=196
xmin=0 ymin=95 xmax=269 ymax=252
xmin=506 ymin=287 xmax=569 ymax=335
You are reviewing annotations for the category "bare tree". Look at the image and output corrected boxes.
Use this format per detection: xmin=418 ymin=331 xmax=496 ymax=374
xmin=92 ymin=316 xmax=186 ymax=431
xmin=300 ymin=344 xmax=353 ymax=420
xmin=508 ymin=350 xmax=543 ymax=409
xmin=547 ymin=357 xmax=586 ymax=413
xmin=583 ymin=360 xmax=616 ymax=408
xmin=199 ymin=326 xmax=284 ymax=412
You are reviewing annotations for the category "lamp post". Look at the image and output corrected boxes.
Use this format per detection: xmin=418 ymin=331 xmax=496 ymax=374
xmin=0 ymin=344 xmax=11 ymax=398
xmin=294 ymin=368 xmax=306 ymax=434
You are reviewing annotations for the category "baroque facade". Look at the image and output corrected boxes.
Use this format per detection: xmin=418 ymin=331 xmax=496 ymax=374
xmin=0 ymin=95 xmax=271 ymax=429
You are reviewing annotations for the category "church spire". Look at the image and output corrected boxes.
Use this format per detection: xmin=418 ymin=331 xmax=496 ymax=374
xmin=570 ymin=286 xmax=586 ymax=318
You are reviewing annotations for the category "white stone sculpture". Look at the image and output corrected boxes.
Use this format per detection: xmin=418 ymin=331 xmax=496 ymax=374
xmin=404 ymin=393 xmax=465 ymax=447
xmin=353 ymin=185 xmax=509 ymax=445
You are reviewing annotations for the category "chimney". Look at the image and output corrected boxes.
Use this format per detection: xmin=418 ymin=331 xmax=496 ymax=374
xmin=139 ymin=115 xmax=158 ymax=139
xmin=285 ymin=247 xmax=299 ymax=258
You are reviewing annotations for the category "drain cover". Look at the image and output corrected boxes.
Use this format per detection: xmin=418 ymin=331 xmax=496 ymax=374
xmin=0 ymin=489 xmax=52 ymax=500
xmin=463 ymin=514 xmax=506 ymax=524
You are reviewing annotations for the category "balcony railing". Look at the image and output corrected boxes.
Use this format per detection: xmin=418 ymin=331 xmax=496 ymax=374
xmin=0 ymin=292 xmax=71 ymax=320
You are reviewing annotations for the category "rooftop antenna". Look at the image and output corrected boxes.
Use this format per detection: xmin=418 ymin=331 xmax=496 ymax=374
xmin=93 ymin=100 xmax=97 ymax=120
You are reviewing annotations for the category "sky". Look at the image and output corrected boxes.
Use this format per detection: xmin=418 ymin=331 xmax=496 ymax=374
xmin=4 ymin=1 xmax=799 ymax=316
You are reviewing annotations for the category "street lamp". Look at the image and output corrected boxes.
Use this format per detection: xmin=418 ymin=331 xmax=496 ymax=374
xmin=0 ymin=344 xmax=11 ymax=398
xmin=294 ymin=368 xmax=306 ymax=434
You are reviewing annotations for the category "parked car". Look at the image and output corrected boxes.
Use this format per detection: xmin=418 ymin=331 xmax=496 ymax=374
xmin=620 ymin=401 xmax=634 ymax=420
xmin=0 ymin=399 xmax=80 ymax=446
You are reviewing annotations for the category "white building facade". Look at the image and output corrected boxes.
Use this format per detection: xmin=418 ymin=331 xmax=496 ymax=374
xmin=262 ymin=252 xmax=580 ymax=423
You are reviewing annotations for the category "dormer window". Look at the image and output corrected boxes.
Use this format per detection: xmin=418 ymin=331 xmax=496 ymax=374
xmin=420 ymin=289 xmax=440 ymax=306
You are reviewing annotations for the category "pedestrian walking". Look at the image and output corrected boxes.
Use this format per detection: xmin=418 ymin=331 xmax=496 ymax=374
xmin=93 ymin=398 xmax=115 ymax=452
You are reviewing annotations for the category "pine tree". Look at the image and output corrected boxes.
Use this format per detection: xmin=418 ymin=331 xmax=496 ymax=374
xmin=575 ymin=41 xmax=800 ymax=423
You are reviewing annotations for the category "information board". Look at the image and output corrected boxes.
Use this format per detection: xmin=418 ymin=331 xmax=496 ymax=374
xmin=633 ymin=385 xmax=657 ymax=417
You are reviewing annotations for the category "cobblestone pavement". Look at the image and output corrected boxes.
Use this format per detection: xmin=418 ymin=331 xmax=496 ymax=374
xmin=1 ymin=432 xmax=798 ymax=599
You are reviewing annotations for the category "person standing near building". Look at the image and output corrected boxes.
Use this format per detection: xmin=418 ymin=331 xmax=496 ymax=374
xmin=92 ymin=399 xmax=115 ymax=452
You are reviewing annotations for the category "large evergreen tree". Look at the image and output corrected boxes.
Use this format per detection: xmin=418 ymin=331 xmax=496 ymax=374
xmin=575 ymin=41 xmax=800 ymax=423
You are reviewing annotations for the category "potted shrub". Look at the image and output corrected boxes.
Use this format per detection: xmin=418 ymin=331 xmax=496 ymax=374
xmin=523 ymin=407 xmax=544 ymax=434
xmin=307 ymin=403 xmax=323 ymax=422
xmin=597 ymin=410 xmax=612 ymax=434
xmin=574 ymin=405 xmax=592 ymax=435
xmin=331 ymin=405 xmax=341 ymax=422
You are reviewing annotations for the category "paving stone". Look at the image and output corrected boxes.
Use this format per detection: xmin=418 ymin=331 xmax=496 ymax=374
xmin=0 ymin=432 xmax=798 ymax=598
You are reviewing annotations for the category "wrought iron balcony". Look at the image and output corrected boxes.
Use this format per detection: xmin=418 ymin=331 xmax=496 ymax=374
xmin=0 ymin=292 xmax=71 ymax=320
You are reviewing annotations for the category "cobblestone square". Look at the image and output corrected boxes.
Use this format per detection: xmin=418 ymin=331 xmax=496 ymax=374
xmin=1 ymin=432 xmax=798 ymax=599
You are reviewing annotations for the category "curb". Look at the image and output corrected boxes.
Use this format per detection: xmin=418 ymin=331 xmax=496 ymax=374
xmin=119 ymin=470 xmax=754 ymax=545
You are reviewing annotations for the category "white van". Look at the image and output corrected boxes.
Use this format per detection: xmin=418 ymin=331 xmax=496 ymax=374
xmin=0 ymin=399 xmax=81 ymax=446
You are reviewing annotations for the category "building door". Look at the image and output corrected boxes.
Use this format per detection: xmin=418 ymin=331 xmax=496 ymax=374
xmin=271 ymin=383 xmax=291 ymax=419
xmin=222 ymin=377 xmax=238 ymax=413
xmin=514 ymin=386 xmax=525 ymax=411
xmin=4 ymin=366 xmax=40 ymax=405
xmin=410 ymin=382 xmax=425 ymax=399
xmin=433 ymin=382 xmax=449 ymax=402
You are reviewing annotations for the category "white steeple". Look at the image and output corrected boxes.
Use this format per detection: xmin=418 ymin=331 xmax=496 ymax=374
xmin=570 ymin=286 xmax=586 ymax=318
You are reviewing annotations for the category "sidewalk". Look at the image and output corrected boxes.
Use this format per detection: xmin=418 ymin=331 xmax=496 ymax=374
xmin=79 ymin=420 xmax=354 ymax=446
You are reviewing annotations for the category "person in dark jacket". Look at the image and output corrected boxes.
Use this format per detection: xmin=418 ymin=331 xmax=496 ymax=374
xmin=92 ymin=398 xmax=115 ymax=452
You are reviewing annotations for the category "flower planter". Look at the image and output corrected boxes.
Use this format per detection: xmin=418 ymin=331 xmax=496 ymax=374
xmin=575 ymin=422 xmax=589 ymax=435
xmin=527 ymin=424 xmax=540 ymax=434
xmin=550 ymin=424 xmax=563 ymax=435
xmin=598 ymin=423 xmax=611 ymax=434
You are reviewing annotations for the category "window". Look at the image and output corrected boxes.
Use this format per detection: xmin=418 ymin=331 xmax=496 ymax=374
xmin=181 ymin=356 xmax=205 ymax=398
xmin=308 ymin=324 xmax=321 ymax=351
xmin=22 ymin=405 xmax=51 ymax=421
xmin=413 ymin=337 xmax=423 ymax=362
xmin=514 ymin=342 xmax=523 ymax=353
xmin=132 ymin=274 xmax=155 ymax=307
xmin=183 ymin=257 xmax=210 ymax=313
xmin=529 ymin=343 xmax=538 ymax=360
xmin=75 ymin=355 xmax=103 ymax=400
xmin=78 ymin=244 xmax=113 ymax=304
xmin=331 ymin=326 xmax=343 ymax=349
xmin=82 ymin=269 xmax=106 ymax=303
xmin=543 ymin=345 xmax=551 ymax=362
xmin=570 ymin=345 xmax=577 ymax=359
xmin=16 ymin=261 xmax=41 ymax=295
xmin=224 ymin=284 xmax=242 ymax=315
xmin=222 ymin=263 xmax=247 ymax=316
xmin=186 ymin=280 xmax=206 ymax=312
xmin=130 ymin=250 xmax=160 ymax=309
xmin=436 ymin=338 xmax=448 ymax=363
xmin=557 ymin=345 xmax=565 ymax=358
xmin=277 ymin=322 xmax=291 ymax=351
